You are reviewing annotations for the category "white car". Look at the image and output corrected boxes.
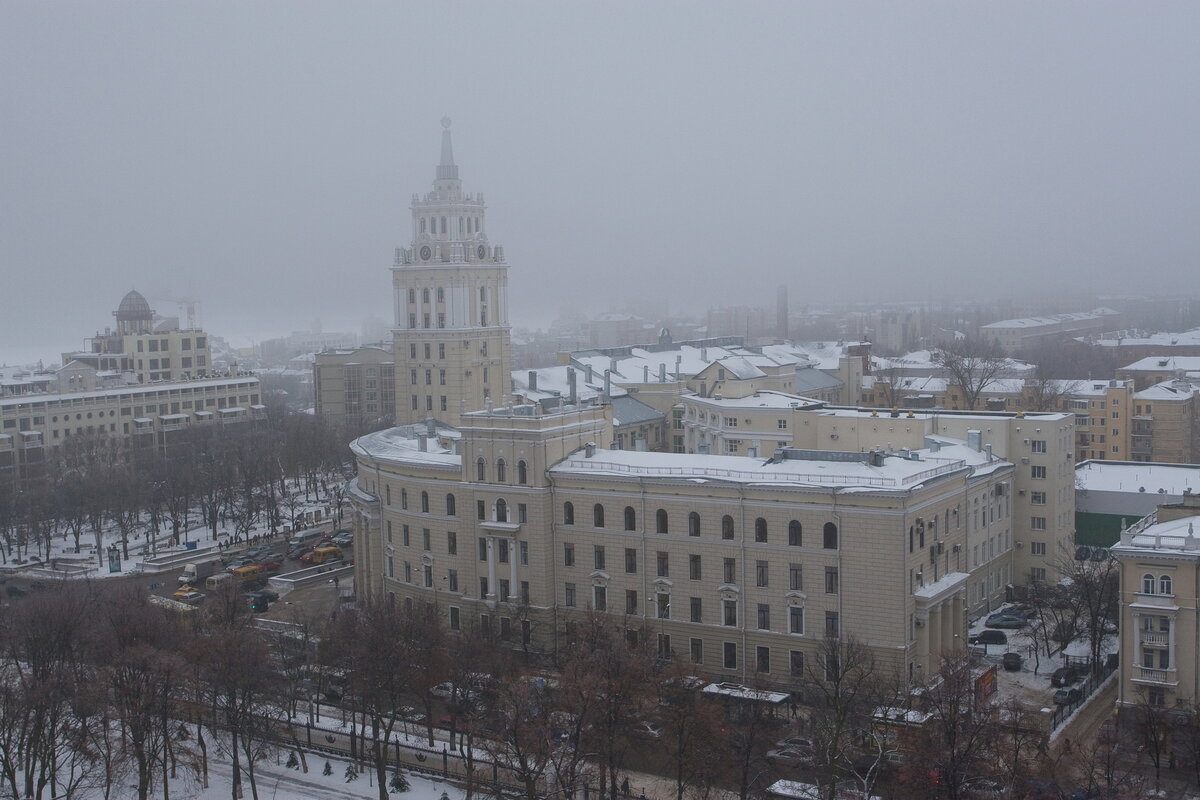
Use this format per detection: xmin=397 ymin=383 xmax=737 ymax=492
xmin=429 ymin=682 xmax=477 ymax=703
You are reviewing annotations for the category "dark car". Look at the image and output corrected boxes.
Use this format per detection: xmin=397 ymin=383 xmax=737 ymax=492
xmin=1002 ymin=652 xmax=1024 ymax=671
xmin=986 ymin=613 xmax=1027 ymax=629
xmin=968 ymin=630 xmax=1008 ymax=646
xmin=1053 ymin=687 xmax=1083 ymax=705
xmin=248 ymin=588 xmax=280 ymax=602
xmin=5 ymin=585 xmax=27 ymax=597
xmin=1051 ymin=665 xmax=1084 ymax=687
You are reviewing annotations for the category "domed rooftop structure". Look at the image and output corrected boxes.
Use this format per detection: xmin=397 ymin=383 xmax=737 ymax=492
xmin=114 ymin=290 xmax=154 ymax=335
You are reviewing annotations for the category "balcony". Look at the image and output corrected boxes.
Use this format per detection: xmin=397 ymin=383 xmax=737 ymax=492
xmin=1132 ymin=592 xmax=1177 ymax=609
xmin=1133 ymin=666 xmax=1177 ymax=685
xmin=1141 ymin=631 xmax=1169 ymax=646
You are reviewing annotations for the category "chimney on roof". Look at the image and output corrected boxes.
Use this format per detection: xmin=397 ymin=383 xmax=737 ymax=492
xmin=967 ymin=429 xmax=982 ymax=451
xmin=417 ymin=434 xmax=428 ymax=452
xmin=585 ymin=364 xmax=594 ymax=383
xmin=528 ymin=370 xmax=538 ymax=393
xmin=701 ymin=347 xmax=708 ymax=361
xmin=609 ymin=357 xmax=618 ymax=374
xmin=675 ymin=355 xmax=683 ymax=376
xmin=567 ymin=367 xmax=578 ymax=405
xmin=984 ymin=443 xmax=993 ymax=461
xmin=659 ymin=363 xmax=666 ymax=382
xmin=643 ymin=365 xmax=649 ymax=383
xmin=585 ymin=442 xmax=596 ymax=458
xmin=426 ymin=417 xmax=436 ymax=437
xmin=603 ymin=370 xmax=612 ymax=403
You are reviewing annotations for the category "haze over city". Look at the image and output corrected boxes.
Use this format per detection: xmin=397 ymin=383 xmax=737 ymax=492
xmin=3 ymin=1 xmax=1198 ymax=364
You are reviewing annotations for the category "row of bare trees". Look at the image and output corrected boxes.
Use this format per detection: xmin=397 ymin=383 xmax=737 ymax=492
xmin=0 ymin=411 xmax=359 ymax=568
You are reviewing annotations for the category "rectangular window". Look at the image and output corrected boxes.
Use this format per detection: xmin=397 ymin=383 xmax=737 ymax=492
xmin=498 ymin=578 xmax=509 ymax=599
xmin=789 ymin=606 xmax=804 ymax=635
xmin=519 ymin=540 xmax=528 ymax=565
xmin=757 ymin=603 xmax=771 ymax=630
xmin=723 ymin=557 xmax=736 ymax=584
xmin=723 ymin=642 xmax=737 ymax=670
xmin=518 ymin=503 xmax=527 ymax=523
xmin=723 ymin=599 xmax=737 ymax=627
xmin=423 ymin=564 xmax=433 ymax=587
xmin=1030 ymin=491 xmax=1046 ymax=505
xmin=690 ymin=596 xmax=702 ymax=623
xmin=449 ymin=606 xmax=460 ymax=630
xmin=790 ymin=650 xmax=805 ymax=677
xmin=402 ymin=525 xmax=411 ymax=547
xmin=824 ymin=566 xmax=839 ymax=594
xmin=778 ymin=419 xmax=788 ymax=429
xmin=498 ymin=538 xmax=510 ymax=564
xmin=594 ymin=545 xmax=606 ymax=571
xmin=1031 ymin=517 xmax=1047 ymax=531
xmin=789 ymin=563 xmax=803 ymax=591
xmin=689 ymin=554 xmax=702 ymax=581
xmin=1031 ymin=567 xmax=1046 ymax=583
xmin=1031 ymin=541 xmax=1046 ymax=556
xmin=478 ymin=537 xmax=488 ymax=561
xmin=565 ymin=582 xmax=576 ymax=607
xmin=756 ymin=560 xmax=769 ymax=587
xmin=756 ymin=646 xmax=771 ymax=673
xmin=564 ymin=543 xmax=575 ymax=566
xmin=480 ymin=577 xmax=489 ymax=598
xmin=626 ymin=590 xmax=639 ymax=615
xmin=447 ymin=569 xmax=458 ymax=593
xmin=625 ymin=548 xmax=637 ymax=574
xmin=422 ymin=528 xmax=431 ymax=551
xmin=593 ymin=585 xmax=607 ymax=611
xmin=657 ymin=551 xmax=669 ymax=577
xmin=656 ymin=593 xmax=670 ymax=619
xmin=690 ymin=638 xmax=703 ymax=665
xmin=403 ymin=562 xmax=412 ymax=582
xmin=1031 ymin=465 xmax=1047 ymax=480
xmin=1031 ymin=440 xmax=1047 ymax=453
xmin=825 ymin=611 xmax=840 ymax=638
xmin=447 ymin=531 xmax=457 ymax=555
xmin=477 ymin=500 xmax=486 ymax=520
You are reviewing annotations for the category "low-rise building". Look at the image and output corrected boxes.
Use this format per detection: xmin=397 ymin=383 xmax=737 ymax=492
xmin=1075 ymin=460 xmax=1200 ymax=546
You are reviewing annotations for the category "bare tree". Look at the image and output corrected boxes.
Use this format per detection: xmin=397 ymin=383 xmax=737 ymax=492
xmin=932 ymin=336 xmax=1008 ymax=411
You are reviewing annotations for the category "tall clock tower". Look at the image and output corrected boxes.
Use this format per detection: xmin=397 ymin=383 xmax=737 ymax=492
xmin=392 ymin=119 xmax=512 ymax=425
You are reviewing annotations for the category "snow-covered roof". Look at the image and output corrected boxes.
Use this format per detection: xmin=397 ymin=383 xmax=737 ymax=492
xmin=350 ymin=425 xmax=460 ymax=468
xmin=1088 ymin=328 xmax=1200 ymax=348
xmin=551 ymin=446 xmax=977 ymax=490
xmin=0 ymin=374 xmax=258 ymax=409
xmin=511 ymin=365 xmax=623 ymax=404
xmin=610 ymin=395 xmax=663 ymax=426
xmin=1076 ymin=460 xmax=1200 ymax=496
xmin=1135 ymin=380 xmax=1199 ymax=401
xmin=1114 ymin=512 xmax=1200 ymax=555
xmin=684 ymin=390 xmax=822 ymax=410
xmin=793 ymin=368 xmax=842 ymax=394
xmin=1120 ymin=355 xmax=1200 ymax=372
xmin=981 ymin=309 xmax=1117 ymax=330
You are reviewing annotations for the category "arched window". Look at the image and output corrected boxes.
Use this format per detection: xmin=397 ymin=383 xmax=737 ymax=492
xmin=788 ymin=521 xmax=802 ymax=547
xmin=755 ymin=518 xmax=768 ymax=543
xmin=688 ymin=512 xmax=701 ymax=537
xmin=1143 ymin=573 xmax=1155 ymax=594
xmin=496 ymin=498 xmax=508 ymax=523
xmin=420 ymin=218 xmax=426 ymax=233
xmin=446 ymin=493 xmax=456 ymax=517
xmin=480 ymin=286 xmax=487 ymax=302
xmin=563 ymin=502 xmax=575 ymax=525
xmin=420 ymin=491 xmax=429 ymax=513
xmin=656 ymin=509 xmax=669 ymax=534
xmin=722 ymin=515 xmax=735 ymax=540
xmin=400 ymin=488 xmax=408 ymax=510
xmin=1160 ymin=575 xmax=1173 ymax=596
xmin=459 ymin=216 xmax=464 ymax=233
xmin=422 ymin=288 xmax=430 ymax=304
xmin=408 ymin=288 xmax=416 ymax=304
xmin=475 ymin=217 xmax=480 ymax=232
xmin=624 ymin=506 xmax=637 ymax=531
xmin=823 ymin=522 xmax=838 ymax=550
xmin=440 ymin=216 xmax=447 ymax=234
xmin=593 ymin=504 xmax=605 ymax=528
xmin=476 ymin=458 xmax=486 ymax=481
xmin=517 ymin=460 xmax=528 ymax=485
xmin=496 ymin=458 xmax=506 ymax=483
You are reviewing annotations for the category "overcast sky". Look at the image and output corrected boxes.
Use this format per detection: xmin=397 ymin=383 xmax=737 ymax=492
xmin=2 ymin=1 xmax=1197 ymax=363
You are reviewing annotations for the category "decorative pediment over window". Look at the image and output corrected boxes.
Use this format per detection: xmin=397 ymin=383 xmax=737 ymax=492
xmin=590 ymin=570 xmax=610 ymax=585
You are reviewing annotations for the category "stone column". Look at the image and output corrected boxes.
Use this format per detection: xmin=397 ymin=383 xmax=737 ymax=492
xmin=509 ymin=537 xmax=518 ymax=601
xmin=486 ymin=536 xmax=497 ymax=607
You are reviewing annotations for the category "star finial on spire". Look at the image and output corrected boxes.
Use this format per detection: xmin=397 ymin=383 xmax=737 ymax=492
xmin=441 ymin=115 xmax=452 ymax=130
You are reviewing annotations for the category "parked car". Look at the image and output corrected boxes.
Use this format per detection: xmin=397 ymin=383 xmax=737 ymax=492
xmin=332 ymin=532 xmax=354 ymax=547
xmin=1002 ymin=652 xmax=1024 ymax=671
xmin=969 ymin=630 xmax=1008 ymax=646
xmin=1052 ymin=665 xmax=1084 ymax=687
xmin=396 ymin=706 xmax=427 ymax=724
xmin=176 ymin=591 xmax=205 ymax=603
xmin=5 ymin=585 xmax=27 ymax=597
xmin=247 ymin=588 xmax=280 ymax=602
xmin=986 ymin=613 xmax=1027 ymax=629
xmin=1053 ymin=687 xmax=1083 ymax=705
xmin=965 ymin=778 xmax=1007 ymax=798
xmin=766 ymin=744 xmax=816 ymax=768
xmin=257 ymin=560 xmax=283 ymax=573
xmin=631 ymin=720 xmax=663 ymax=740
xmin=429 ymin=682 xmax=477 ymax=704
xmin=173 ymin=585 xmax=199 ymax=598
xmin=775 ymin=736 xmax=816 ymax=752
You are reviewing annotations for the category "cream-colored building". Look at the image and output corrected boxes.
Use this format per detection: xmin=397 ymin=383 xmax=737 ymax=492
xmin=391 ymin=120 xmax=511 ymax=426
xmin=1112 ymin=494 xmax=1200 ymax=712
xmin=0 ymin=375 xmax=263 ymax=479
xmin=63 ymin=290 xmax=214 ymax=383
xmin=1132 ymin=380 xmax=1198 ymax=464
xmin=349 ymin=403 xmax=1022 ymax=688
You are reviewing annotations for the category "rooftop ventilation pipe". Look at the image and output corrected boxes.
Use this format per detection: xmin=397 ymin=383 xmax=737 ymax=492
xmin=567 ymin=367 xmax=578 ymax=405
xmin=967 ymin=429 xmax=982 ymax=451
xmin=528 ymin=371 xmax=538 ymax=392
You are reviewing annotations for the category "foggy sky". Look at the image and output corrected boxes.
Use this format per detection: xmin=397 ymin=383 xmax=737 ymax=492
xmin=2 ymin=1 xmax=1198 ymax=363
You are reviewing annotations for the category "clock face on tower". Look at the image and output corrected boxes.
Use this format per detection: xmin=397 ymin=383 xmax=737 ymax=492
xmin=420 ymin=245 xmax=432 ymax=261
xmin=477 ymin=245 xmax=486 ymax=259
